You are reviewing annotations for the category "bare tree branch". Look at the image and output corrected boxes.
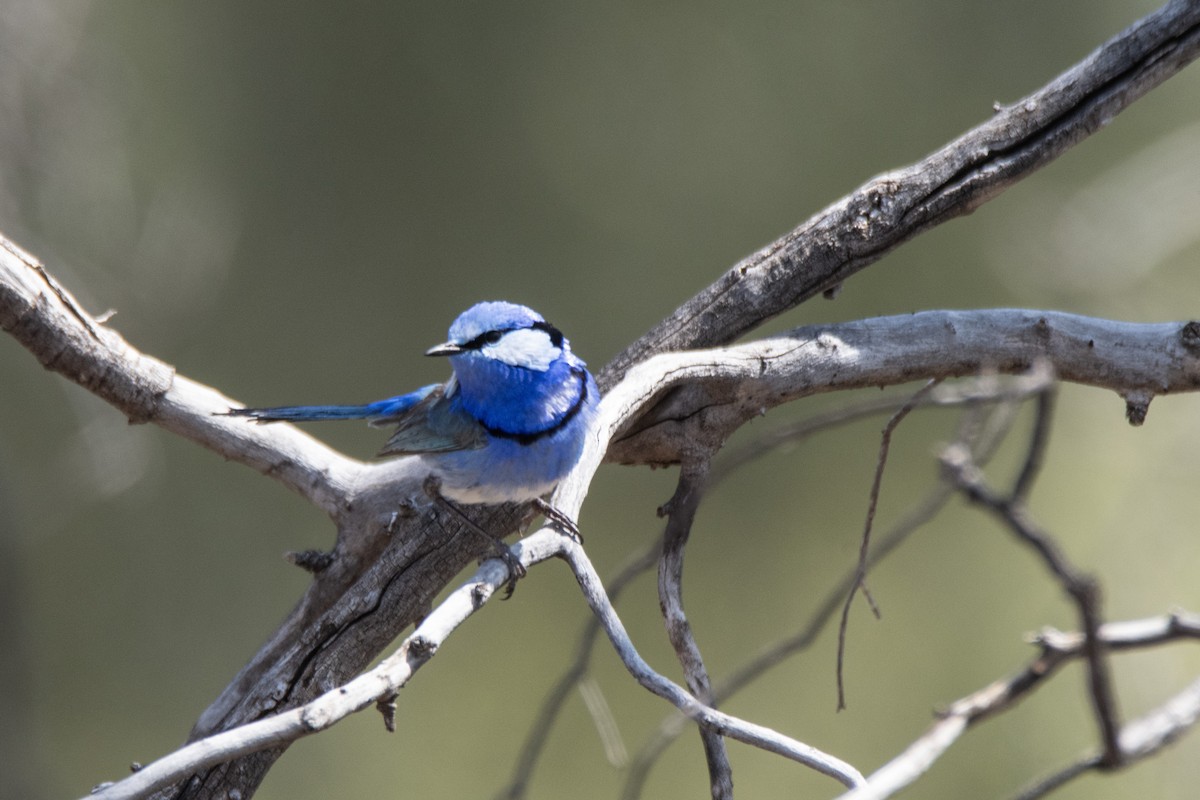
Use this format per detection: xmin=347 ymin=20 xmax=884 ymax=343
xmin=600 ymin=0 xmax=1200 ymax=388
xmin=3 ymin=2 xmax=1199 ymax=797
xmin=557 ymin=532 xmax=868 ymax=789
xmin=941 ymin=428 xmax=1124 ymax=767
xmin=832 ymin=613 xmax=1200 ymax=800
xmin=609 ymin=310 xmax=1200 ymax=466
xmin=0 ymin=237 xmax=360 ymax=517
xmin=656 ymin=459 xmax=732 ymax=798
xmin=90 ymin=523 xmax=868 ymax=800
xmin=7 ymin=218 xmax=1200 ymax=796
xmin=620 ymin=375 xmax=1044 ymax=798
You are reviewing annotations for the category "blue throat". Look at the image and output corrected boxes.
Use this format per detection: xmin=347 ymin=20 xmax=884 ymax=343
xmin=477 ymin=366 xmax=591 ymax=445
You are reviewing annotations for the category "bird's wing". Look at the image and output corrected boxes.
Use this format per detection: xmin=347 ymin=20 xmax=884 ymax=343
xmin=375 ymin=382 xmax=487 ymax=456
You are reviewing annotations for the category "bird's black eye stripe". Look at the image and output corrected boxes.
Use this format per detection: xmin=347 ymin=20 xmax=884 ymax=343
xmin=531 ymin=321 xmax=564 ymax=348
xmin=460 ymin=329 xmax=503 ymax=350
xmin=461 ymin=321 xmax=564 ymax=351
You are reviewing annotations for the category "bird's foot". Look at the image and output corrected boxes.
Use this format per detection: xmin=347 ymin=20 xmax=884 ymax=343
xmin=423 ymin=476 xmax=525 ymax=598
xmin=485 ymin=545 xmax=526 ymax=600
xmin=533 ymin=498 xmax=582 ymax=543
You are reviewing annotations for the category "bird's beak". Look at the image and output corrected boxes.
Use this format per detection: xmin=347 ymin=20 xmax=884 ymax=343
xmin=426 ymin=342 xmax=464 ymax=357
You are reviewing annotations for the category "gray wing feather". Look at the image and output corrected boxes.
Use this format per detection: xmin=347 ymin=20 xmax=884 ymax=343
xmin=376 ymin=384 xmax=487 ymax=456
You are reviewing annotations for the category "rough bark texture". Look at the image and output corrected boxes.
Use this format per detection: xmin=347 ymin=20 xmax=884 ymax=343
xmin=2 ymin=2 xmax=1199 ymax=798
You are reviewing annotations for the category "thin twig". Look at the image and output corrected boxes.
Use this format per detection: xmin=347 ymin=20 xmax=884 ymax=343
xmin=1015 ymin=675 xmax=1200 ymax=800
xmin=622 ymin=377 xmax=1043 ymax=797
xmin=836 ymin=379 xmax=941 ymax=710
xmin=940 ymin=387 xmax=1124 ymax=768
xmin=558 ymin=538 xmax=866 ymax=789
xmin=493 ymin=543 xmax=660 ymax=800
xmin=833 ymin=612 xmax=1200 ymax=800
xmin=656 ymin=458 xmax=732 ymax=799
xmin=1011 ymin=370 xmax=1056 ymax=502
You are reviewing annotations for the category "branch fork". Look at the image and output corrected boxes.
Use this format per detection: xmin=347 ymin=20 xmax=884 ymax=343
xmin=3 ymin=2 xmax=1200 ymax=797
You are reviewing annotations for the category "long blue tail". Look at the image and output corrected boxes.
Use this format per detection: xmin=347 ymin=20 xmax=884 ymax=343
xmin=224 ymin=386 xmax=437 ymax=424
xmin=226 ymin=403 xmax=381 ymax=423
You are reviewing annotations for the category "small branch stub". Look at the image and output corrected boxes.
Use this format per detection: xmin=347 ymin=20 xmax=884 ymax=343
xmin=285 ymin=549 xmax=335 ymax=574
xmin=1123 ymin=391 xmax=1152 ymax=427
xmin=376 ymin=694 xmax=399 ymax=733
xmin=1180 ymin=321 xmax=1200 ymax=354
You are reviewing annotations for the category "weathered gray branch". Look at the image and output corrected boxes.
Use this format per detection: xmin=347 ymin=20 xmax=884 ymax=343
xmin=3 ymin=1 xmax=1199 ymax=797
xmin=50 ymin=301 xmax=1198 ymax=798
xmin=6 ymin=224 xmax=1200 ymax=797
xmin=91 ymin=529 xmax=867 ymax=799
xmin=600 ymin=0 xmax=1200 ymax=388
xmin=0 ymin=239 xmax=360 ymax=517
xmin=609 ymin=310 xmax=1200 ymax=465
xmin=619 ymin=375 xmax=1041 ymax=799
xmin=656 ymin=460 xmax=732 ymax=798
xmin=834 ymin=613 xmax=1200 ymax=800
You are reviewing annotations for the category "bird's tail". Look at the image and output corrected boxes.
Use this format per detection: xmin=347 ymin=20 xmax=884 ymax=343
xmin=224 ymin=403 xmax=382 ymax=423
xmin=223 ymin=387 xmax=437 ymax=424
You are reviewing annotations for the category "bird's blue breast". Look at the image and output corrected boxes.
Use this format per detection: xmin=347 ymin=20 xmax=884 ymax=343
xmin=430 ymin=367 xmax=598 ymax=503
xmin=449 ymin=353 xmax=587 ymax=438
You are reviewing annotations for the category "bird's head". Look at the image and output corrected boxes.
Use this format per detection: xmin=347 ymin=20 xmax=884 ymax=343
xmin=426 ymin=301 xmax=567 ymax=372
xmin=427 ymin=301 xmax=591 ymax=435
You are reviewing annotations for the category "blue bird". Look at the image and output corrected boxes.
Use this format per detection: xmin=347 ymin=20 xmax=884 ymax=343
xmin=227 ymin=302 xmax=597 ymax=581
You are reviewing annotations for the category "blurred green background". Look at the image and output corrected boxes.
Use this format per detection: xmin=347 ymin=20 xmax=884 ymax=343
xmin=2 ymin=2 xmax=1199 ymax=798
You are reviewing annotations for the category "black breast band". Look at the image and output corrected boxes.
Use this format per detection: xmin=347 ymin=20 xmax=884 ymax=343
xmin=482 ymin=367 xmax=589 ymax=445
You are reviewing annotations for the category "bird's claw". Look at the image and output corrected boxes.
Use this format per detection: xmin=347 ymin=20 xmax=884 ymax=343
xmin=474 ymin=542 xmax=525 ymax=599
xmin=426 ymin=476 xmax=527 ymax=598
xmin=533 ymin=498 xmax=583 ymax=543
xmin=491 ymin=547 xmax=526 ymax=600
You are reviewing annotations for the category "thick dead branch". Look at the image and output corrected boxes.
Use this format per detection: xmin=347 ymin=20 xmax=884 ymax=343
xmin=5 ymin=230 xmax=1200 ymax=798
xmin=91 ymin=526 xmax=867 ymax=800
xmin=2 ymin=2 xmax=1198 ymax=797
xmin=610 ymin=310 xmax=1200 ymax=465
xmin=600 ymin=0 xmax=1200 ymax=388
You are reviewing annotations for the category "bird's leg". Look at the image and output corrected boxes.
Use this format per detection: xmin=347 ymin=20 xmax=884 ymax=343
xmin=532 ymin=498 xmax=583 ymax=543
xmin=422 ymin=476 xmax=525 ymax=598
